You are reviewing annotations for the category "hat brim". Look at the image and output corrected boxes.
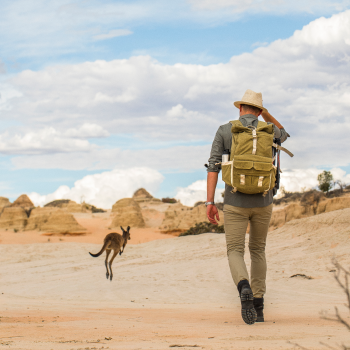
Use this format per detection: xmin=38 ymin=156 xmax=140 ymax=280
xmin=233 ymin=101 xmax=267 ymax=113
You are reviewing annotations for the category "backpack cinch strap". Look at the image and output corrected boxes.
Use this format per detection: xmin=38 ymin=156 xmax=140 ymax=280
xmin=272 ymin=143 xmax=294 ymax=157
xmin=247 ymin=125 xmax=258 ymax=155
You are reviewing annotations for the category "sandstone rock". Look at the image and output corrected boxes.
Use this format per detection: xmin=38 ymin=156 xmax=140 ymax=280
xmin=25 ymin=207 xmax=60 ymax=231
xmin=0 ymin=207 xmax=28 ymax=230
xmin=270 ymin=195 xmax=350 ymax=230
xmin=0 ymin=197 xmax=10 ymax=210
xmin=133 ymin=188 xmax=161 ymax=203
xmin=110 ymin=198 xmax=145 ymax=228
xmin=11 ymin=194 xmax=34 ymax=210
xmin=65 ymin=201 xmax=86 ymax=213
xmin=38 ymin=209 xmax=86 ymax=234
xmin=160 ymin=203 xmax=224 ymax=231
xmin=44 ymin=199 xmax=70 ymax=208
xmin=317 ymin=197 xmax=350 ymax=214
xmin=45 ymin=199 xmax=89 ymax=213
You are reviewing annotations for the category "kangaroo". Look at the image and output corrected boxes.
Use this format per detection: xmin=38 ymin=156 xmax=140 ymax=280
xmin=89 ymin=226 xmax=131 ymax=281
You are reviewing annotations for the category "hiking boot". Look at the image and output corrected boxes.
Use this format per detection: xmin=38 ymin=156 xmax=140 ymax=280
xmin=237 ymin=280 xmax=257 ymax=325
xmin=253 ymin=297 xmax=264 ymax=322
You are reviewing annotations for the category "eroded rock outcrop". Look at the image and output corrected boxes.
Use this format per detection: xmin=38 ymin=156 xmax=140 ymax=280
xmin=0 ymin=197 xmax=10 ymax=210
xmin=44 ymin=199 xmax=90 ymax=213
xmin=11 ymin=194 xmax=34 ymax=211
xmin=133 ymin=188 xmax=161 ymax=203
xmin=160 ymin=203 xmax=224 ymax=231
xmin=0 ymin=207 xmax=28 ymax=230
xmin=270 ymin=195 xmax=350 ymax=230
xmin=110 ymin=198 xmax=145 ymax=228
xmin=26 ymin=207 xmax=86 ymax=233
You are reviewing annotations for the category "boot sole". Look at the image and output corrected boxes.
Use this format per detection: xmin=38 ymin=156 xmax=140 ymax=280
xmin=240 ymin=289 xmax=257 ymax=325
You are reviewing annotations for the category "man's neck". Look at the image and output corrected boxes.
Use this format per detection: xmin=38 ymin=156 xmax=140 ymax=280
xmin=240 ymin=113 xmax=258 ymax=119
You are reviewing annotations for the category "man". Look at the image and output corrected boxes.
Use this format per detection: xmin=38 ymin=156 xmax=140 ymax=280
xmin=206 ymin=89 xmax=289 ymax=325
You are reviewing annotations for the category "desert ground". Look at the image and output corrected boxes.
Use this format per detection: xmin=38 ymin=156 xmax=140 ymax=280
xmin=1 ymin=206 xmax=350 ymax=350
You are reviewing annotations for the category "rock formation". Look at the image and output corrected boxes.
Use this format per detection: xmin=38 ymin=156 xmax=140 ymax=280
xmin=26 ymin=207 xmax=86 ymax=234
xmin=45 ymin=199 xmax=91 ymax=213
xmin=133 ymin=188 xmax=161 ymax=203
xmin=316 ymin=197 xmax=350 ymax=214
xmin=160 ymin=203 xmax=224 ymax=231
xmin=0 ymin=207 xmax=28 ymax=230
xmin=11 ymin=194 xmax=34 ymax=210
xmin=0 ymin=197 xmax=10 ymax=210
xmin=270 ymin=195 xmax=350 ymax=230
xmin=110 ymin=198 xmax=145 ymax=228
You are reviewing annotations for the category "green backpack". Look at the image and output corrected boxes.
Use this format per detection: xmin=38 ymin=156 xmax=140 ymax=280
xmin=220 ymin=120 xmax=293 ymax=196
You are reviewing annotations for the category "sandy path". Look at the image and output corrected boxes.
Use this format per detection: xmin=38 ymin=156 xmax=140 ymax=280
xmin=1 ymin=221 xmax=350 ymax=350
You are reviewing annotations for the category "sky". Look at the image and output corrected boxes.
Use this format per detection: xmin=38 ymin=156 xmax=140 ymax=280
xmin=1 ymin=0 xmax=350 ymax=208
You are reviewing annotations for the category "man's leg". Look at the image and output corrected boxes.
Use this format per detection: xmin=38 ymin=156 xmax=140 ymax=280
xmin=249 ymin=203 xmax=273 ymax=297
xmin=223 ymin=204 xmax=250 ymax=285
xmin=224 ymin=204 xmax=257 ymax=325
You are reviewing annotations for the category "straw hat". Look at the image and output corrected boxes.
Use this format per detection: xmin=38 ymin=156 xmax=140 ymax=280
xmin=233 ymin=89 xmax=267 ymax=112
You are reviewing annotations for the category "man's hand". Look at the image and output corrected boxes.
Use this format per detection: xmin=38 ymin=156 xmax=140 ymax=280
xmin=207 ymin=204 xmax=220 ymax=225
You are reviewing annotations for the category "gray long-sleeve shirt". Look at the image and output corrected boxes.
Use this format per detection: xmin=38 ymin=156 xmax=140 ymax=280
xmin=208 ymin=114 xmax=289 ymax=208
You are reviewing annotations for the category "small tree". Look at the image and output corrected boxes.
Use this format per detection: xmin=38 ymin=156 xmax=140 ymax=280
xmin=318 ymin=170 xmax=333 ymax=193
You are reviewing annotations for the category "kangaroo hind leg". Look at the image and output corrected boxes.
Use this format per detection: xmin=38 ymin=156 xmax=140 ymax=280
xmin=105 ymin=249 xmax=111 ymax=279
xmin=109 ymin=250 xmax=119 ymax=281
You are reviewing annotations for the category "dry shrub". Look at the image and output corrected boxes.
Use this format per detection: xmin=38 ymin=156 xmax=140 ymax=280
xmin=180 ymin=222 xmax=224 ymax=237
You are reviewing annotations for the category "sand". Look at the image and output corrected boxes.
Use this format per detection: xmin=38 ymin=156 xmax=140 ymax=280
xmin=1 ymin=209 xmax=350 ymax=349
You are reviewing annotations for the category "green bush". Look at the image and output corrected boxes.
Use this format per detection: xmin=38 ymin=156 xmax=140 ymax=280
xmin=318 ymin=170 xmax=333 ymax=193
xmin=180 ymin=222 xmax=224 ymax=237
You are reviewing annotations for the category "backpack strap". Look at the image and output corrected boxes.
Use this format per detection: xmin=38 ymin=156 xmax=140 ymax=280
xmin=272 ymin=143 xmax=294 ymax=157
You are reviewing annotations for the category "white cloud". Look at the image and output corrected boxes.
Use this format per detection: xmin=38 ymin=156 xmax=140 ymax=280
xmin=189 ymin=0 xmax=350 ymax=14
xmin=1 ymin=10 xmax=350 ymax=172
xmin=0 ymin=124 xmax=109 ymax=155
xmin=0 ymin=127 xmax=93 ymax=155
xmin=65 ymin=123 xmax=109 ymax=138
xmin=92 ymin=29 xmax=133 ymax=41
xmin=28 ymin=167 xmax=164 ymax=209
xmin=280 ymin=167 xmax=350 ymax=193
xmin=175 ymin=179 xmax=224 ymax=206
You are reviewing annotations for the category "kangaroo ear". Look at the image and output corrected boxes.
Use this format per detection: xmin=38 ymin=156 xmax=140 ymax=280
xmin=127 ymin=226 xmax=130 ymax=231
xmin=120 ymin=226 xmax=124 ymax=232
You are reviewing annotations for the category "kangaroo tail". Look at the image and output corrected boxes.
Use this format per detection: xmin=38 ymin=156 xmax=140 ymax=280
xmin=89 ymin=240 xmax=110 ymax=258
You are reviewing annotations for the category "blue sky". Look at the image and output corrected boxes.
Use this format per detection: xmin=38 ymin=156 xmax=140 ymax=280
xmin=1 ymin=0 xmax=350 ymax=207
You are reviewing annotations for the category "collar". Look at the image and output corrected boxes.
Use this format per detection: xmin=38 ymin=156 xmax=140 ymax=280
xmin=239 ymin=113 xmax=258 ymax=122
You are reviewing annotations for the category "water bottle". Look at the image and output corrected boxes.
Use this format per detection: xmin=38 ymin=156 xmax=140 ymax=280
xmin=222 ymin=149 xmax=230 ymax=163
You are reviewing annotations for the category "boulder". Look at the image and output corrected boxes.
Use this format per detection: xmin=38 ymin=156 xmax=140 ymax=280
xmin=0 ymin=207 xmax=28 ymax=230
xmin=11 ymin=194 xmax=34 ymax=210
xmin=0 ymin=197 xmax=11 ymax=210
xmin=110 ymin=198 xmax=145 ymax=228
xmin=160 ymin=203 xmax=224 ymax=231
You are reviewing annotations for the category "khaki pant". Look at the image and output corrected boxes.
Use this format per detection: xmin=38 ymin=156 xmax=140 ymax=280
xmin=223 ymin=203 xmax=273 ymax=298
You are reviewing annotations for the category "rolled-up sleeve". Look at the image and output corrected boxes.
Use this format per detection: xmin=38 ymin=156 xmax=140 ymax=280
xmin=271 ymin=124 xmax=289 ymax=143
xmin=207 ymin=127 xmax=224 ymax=173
